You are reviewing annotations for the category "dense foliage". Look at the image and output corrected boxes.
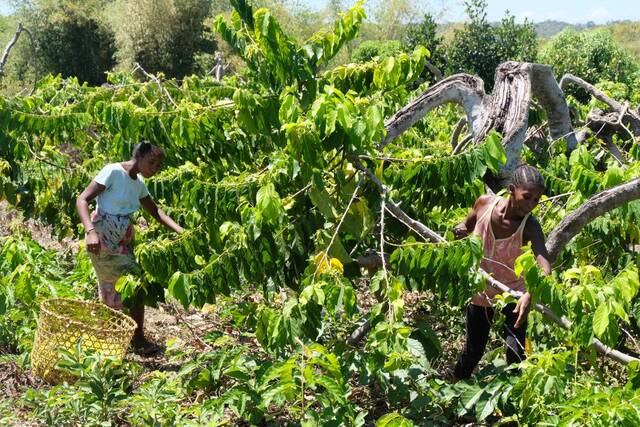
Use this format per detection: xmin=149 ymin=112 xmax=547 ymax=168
xmin=446 ymin=0 xmax=537 ymax=89
xmin=540 ymin=28 xmax=640 ymax=101
xmin=1 ymin=1 xmax=640 ymax=425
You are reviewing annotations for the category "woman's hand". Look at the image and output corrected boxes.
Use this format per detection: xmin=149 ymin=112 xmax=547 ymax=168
xmin=86 ymin=229 xmax=101 ymax=254
xmin=453 ymin=224 xmax=468 ymax=240
xmin=513 ymin=292 xmax=531 ymax=328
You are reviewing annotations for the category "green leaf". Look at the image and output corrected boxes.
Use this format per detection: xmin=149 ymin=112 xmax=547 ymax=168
xmin=169 ymin=272 xmax=191 ymax=309
xmin=256 ymin=183 xmax=284 ymax=224
xmin=376 ymin=412 xmax=415 ymax=427
xmin=593 ymin=303 xmax=610 ymax=337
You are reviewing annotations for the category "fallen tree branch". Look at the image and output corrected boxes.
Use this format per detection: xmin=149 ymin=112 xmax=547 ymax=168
xmin=546 ymin=177 xmax=640 ymax=262
xmin=349 ymin=159 xmax=638 ymax=364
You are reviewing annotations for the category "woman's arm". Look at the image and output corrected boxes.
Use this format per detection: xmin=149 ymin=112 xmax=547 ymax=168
xmin=140 ymin=196 xmax=184 ymax=233
xmin=76 ymin=181 xmax=106 ymax=254
xmin=514 ymin=217 xmax=552 ymax=327
xmin=453 ymin=194 xmax=493 ymax=239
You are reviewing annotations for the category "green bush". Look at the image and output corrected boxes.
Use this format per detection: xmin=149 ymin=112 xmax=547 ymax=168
xmin=540 ymin=28 xmax=640 ymax=101
xmin=17 ymin=1 xmax=116 ymax=86
xmin=404 ymin=13 xmax=446 ymax=82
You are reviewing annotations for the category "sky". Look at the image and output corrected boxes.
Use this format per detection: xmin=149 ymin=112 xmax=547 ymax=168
xmin=1 ymin=0 xmax=640 ymax=23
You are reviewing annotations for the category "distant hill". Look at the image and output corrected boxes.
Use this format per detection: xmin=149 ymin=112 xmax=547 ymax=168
xmin=533 ymin=20 xmax=599 ymax=38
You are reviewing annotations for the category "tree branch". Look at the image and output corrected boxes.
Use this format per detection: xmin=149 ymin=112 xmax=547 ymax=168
xmin=450 ymin=117 xmax=467 ymax=149
xmin=546 ymin=177 xmax=640 ymax=262
xmin=560 ymin=73 xmax=640 ymax=136
xmin=381 ymin=73 xmax=486 ymax=149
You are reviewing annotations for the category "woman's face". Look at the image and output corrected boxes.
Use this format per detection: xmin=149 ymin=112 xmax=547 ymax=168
xmin=138 ymin=154 xmax=163 ymax=178
xmin=509 ymin=183 xmax=544 ymax=216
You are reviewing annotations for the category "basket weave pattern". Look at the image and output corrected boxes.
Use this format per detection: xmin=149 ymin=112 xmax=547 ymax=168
xmin=31 ymin=298 xmax=137 ymax=384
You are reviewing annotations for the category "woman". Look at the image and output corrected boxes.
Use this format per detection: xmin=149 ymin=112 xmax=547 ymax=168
xmin=452 ymin=164 xmax=552 ymax=379
xmin=76 ymin=141 xmax=183 ymax=354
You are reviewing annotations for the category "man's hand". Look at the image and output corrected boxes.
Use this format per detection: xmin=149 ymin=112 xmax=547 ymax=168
xmin=513 ymin=292 xmax=531 ymax=329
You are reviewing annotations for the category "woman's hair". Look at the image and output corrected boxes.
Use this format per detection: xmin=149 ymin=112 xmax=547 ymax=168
xmin=510 ymin=164 xmax=545 ymax=190
xmin=132 ymin=140 xmax=165 ymax=160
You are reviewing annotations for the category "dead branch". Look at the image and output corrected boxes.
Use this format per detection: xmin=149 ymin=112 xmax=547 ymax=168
xmin=560 ymin=73 xmax=640 ymax=136
xmin=546 ymin=177 xmax=640 ymax=262
xmin=452 ymin=134 xmax=473 ymax=155
xmin=133 ymin=62 xmax=178 ymax=107
xmin=424 ymin=59 xmax=443 ymax=81
xmin=381 ymin=73 xmax=486 ymax=149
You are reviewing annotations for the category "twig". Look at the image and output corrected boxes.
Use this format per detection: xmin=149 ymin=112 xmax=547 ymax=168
xmin=315 ymin=177 xmax=363 ymax=280
xmin=133 ymin=62 xmax=178 ymax=108
xmin=167 ymin=302 xmax=213 ymax=351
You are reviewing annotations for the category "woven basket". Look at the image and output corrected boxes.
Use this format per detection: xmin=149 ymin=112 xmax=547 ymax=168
xmin=31 ymin=298 xmax=137 ymax=384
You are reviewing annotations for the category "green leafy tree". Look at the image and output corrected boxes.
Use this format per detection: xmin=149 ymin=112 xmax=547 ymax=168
xmin=15 ymin=0 xmax=117 ymax=86
xmin=540 ymin=28 xmax=639 ymax=101
xmin=403 ymin=13 xmax=446 ymax=82
xmin=446 ymin=0 xmax=537 ymax=89
xmin=109 ymin=0 xmax=214 ymax=78
xmin=351 ymin=40 xmax=403 ymax=63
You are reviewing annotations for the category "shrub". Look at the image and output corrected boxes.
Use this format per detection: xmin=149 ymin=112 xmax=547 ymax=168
xmin=18 ymin=1 xmax=117 ymax=86
xmin=352 ymin=40 xmax=403 ymax=63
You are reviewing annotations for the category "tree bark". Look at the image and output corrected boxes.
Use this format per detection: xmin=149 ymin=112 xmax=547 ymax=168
xmin=381 ymin=62 xmax=577 ymax=184
xmin=546 ymin=177 xmax=640 ymax=262
xmin=381 ymin=74 xmax=486 ymax=149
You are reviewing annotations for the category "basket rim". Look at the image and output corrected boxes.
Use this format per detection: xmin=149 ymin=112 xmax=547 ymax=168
xmin=39 ymin=298 xmax=137 ymax=332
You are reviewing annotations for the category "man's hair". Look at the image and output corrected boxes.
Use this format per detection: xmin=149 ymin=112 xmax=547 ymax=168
xmin=132 ymin=140 xmax=165 ymax=160
xmin=510 ymin=164 xmax=545 ymax=190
